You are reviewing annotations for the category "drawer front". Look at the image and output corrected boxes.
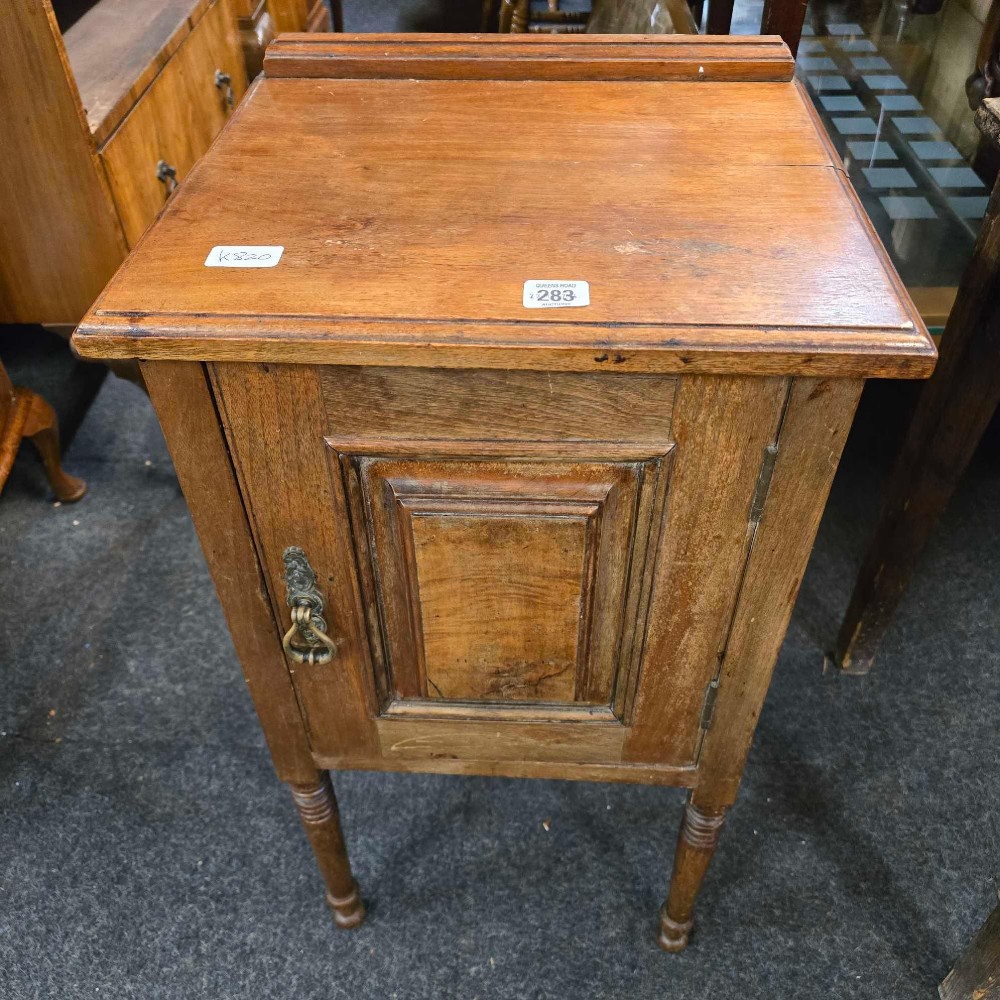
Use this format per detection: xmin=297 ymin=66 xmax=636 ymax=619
xmin=268 ymin=0 xmax=310 ymax=34
xmin=213 ymin=364 xmax=787 ymax=775
xmin=100 ymin=0 xmax=247 ymax=247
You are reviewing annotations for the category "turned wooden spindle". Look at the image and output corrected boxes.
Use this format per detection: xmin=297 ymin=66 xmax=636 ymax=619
xmin=658 ymin=800 xmax=728 ymax=952
xmin=289 ymin=772 xmax=365 ymax=929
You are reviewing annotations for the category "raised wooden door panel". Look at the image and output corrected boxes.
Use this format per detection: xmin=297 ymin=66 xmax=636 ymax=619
xmin=340 ymin=454 xmax=669 ymax=720
xmin=213 ymin=363 xmax=787 ymax=778
xmin=99 ymin=0 xmax=247 ymax=246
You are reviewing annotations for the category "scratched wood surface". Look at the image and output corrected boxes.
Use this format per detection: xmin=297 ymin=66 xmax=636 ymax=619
xmin=74 ymin=36 xmax=934 ymax=377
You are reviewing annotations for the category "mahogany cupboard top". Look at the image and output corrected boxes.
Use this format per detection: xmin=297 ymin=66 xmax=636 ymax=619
xmin=74 ymin=34 xmax=935 ymax=378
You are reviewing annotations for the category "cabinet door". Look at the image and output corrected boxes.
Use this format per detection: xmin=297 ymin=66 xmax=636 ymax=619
xmin=213 ymin=363 xmax=786 ymax=780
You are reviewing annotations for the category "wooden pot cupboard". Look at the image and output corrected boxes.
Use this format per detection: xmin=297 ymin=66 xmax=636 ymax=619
xmin=74 ymin=35 xmax=937 ymax=952
xmin=0 ymin=0 xmax=333 ymax=330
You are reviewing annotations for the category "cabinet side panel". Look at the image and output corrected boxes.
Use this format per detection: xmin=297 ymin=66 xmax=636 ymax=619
xmin=140 ymin=360 xmax=316 ymax=781
xmin=0 ymin=1 xmax=126 ymax=324
xmin=693 ymin=376 xmax=863 ymax=809
xmin=624 ymin=374 xmax=788 ymax=765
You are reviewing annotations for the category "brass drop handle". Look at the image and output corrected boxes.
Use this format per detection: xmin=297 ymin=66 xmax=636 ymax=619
xmin=156 ymin=159 xmax=178 ymax=194
xmin=282 ymin=546 xmax=338 ymax=665
xmin=283 ymin=605 xmax=337 ymax=665
xmin=214 ymin=69 xmax=235 ymax=108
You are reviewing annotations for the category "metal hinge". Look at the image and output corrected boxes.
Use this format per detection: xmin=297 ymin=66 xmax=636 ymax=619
xmin=748 ymin=442 xmax=779 ymax=524
xmin=700 ymin=677 xmax=720 ymax=730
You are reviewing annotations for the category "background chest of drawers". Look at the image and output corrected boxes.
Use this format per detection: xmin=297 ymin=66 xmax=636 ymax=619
xmin=0 ymin=0 xmax=332 ymax=330
xmin=73 ymin=35 xmax=937 ymax=952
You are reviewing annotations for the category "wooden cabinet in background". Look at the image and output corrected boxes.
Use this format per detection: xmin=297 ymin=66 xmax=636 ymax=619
xmin=232 ymin=0 xmax=339 ymax=80
xmin=74 ymin=36 xmax=936 ymax=954
xmin=0 ymin=0 xmax=343 ymax=328
xmin=267 ymin=0 xmax=336 ymax=34
xmin=0 ymin=0 xmax=249 ymax=328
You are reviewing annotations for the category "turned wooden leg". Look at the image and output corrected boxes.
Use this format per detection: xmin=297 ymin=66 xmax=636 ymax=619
xmin=499 ymin=0 xmax=529 ymax=32
xmin=939 ymin=901 xmax=1000 ymax=1000
xmin=658 ymin=800 xmax=727 ymax=952
xmin=290 ymin=772 xmax=365 ymax=929
xmin=21 ymin=389 xmax=86 ymax=502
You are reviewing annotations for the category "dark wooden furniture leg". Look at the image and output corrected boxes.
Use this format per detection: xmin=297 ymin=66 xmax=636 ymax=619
xmin=834 ymin=104 xmax=1000 ymax=675
xmin=760 ymin=0 xmax=808 ymax=56
xmin=940 ymin=902 xmax=1000 ymax=1000
xmin=658 ymin=800 xmax=727 ymax=951
xmin=290 ymin=771 xmax=365 ymax=929
xmin=706 ymin=0 xmax=736 ymax=35
xmin=330 ymin=0 xmax=344 ymax=32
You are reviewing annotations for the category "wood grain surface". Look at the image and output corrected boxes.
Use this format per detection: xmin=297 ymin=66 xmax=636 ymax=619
xmin=263 ymin=33 xmax=795 ymax=81
xmin=622 ymin=374 xmax=787 ymax=764
xmin=74 ymin=42 xmax=932 ymax=376
xmin=99 ymin=0 xmax=247 ymax=246
xmin=64 ymin=0 xmax=213 ymax=143
xmin=0 ymin=0 xmax=127 ymax=325
xmin=319 ymin=367 xmax=678 ymax=447
xmin=267 ymin=0 xmax=309 ymax=33
xmin=344 ymin=455 xmax=657 ymax=710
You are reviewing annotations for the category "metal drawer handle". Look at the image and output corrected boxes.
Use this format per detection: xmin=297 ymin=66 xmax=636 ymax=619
xmin=156 ymin=159 xmax=178 ymax=194
xmin=214 ymin=68 xmax=235 ymax=108
xmin=282 ymin=547 xmax=337 ymax=665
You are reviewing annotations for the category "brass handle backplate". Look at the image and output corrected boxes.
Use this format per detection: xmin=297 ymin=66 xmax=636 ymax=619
xmin=214 ymin=68 xmax=235 ymax=108
xmin=156 ymin=159 xmax=178 ymax=194
xmin=282 ymin=546 xmax=337 ymax=665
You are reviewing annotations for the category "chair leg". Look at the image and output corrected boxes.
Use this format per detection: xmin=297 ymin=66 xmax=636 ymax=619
xmin=705 ymin=0 xmax=735 ymax=33
xmin=658 ymin=799 xmax=727 ymax=952
xmin=330 ymin=0 xmax=344 ymax=32
xmin=21 ymin=389 xmax=86 ymax=503
xmin=289 ymin=771 xmax=365 ymax=929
